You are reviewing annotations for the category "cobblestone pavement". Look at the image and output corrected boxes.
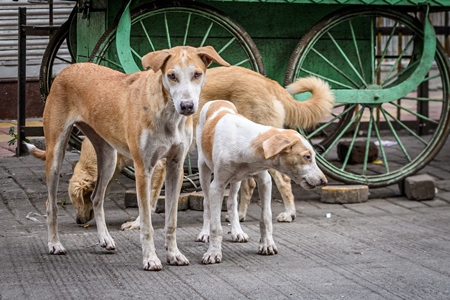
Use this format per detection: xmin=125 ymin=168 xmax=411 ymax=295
xmin=0 ymin=135 xmax=449 ymax=299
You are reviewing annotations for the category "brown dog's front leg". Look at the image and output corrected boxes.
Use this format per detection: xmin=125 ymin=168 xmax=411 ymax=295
xmin=135 ymin=165 xmax=162 ymax=271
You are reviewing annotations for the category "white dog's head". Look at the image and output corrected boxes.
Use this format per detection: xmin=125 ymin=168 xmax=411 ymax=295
xmin=260 ymin=130 xmax=327 ymax=190
xmin=141 ymin=46 xmax=230 ymax=116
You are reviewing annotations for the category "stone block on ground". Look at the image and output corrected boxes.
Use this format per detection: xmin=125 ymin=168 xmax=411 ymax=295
xmin=321 ymin=185 xmax=369 ymax=204
xmin=337 ymin=140 xmax=378 ymax=164
xmin=400 ymin=174 xmax=436 ymax=201
xmin=189 ymin=190 xmax=228 ymax=211
xmin=124 ymin=189 xmax=189 ymax=212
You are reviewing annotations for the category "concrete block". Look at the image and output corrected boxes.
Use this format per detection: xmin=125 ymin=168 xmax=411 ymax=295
xmin=189 ymin=190 xmax=228 ymax=211
xmin=337 ymin=140 xmax=378 ymax=164
xmin=402 ymin=174 xmax=436 ymax=201
xmin=321 ymin=185 xmax=369 ymax=204
xmin=124 ymin=189 xmax=189 ymax=212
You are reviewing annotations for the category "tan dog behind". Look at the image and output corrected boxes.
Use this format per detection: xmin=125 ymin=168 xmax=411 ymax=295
xmin=31 ymin=46 xmax=230 ymax=271
xmin=196 ymin=100 xmax=327 ymax=263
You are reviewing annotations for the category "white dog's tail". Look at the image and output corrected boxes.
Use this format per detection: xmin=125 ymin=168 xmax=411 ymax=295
xmin=23 ymin=142 xmax=46 ymax=161
xmin=282 ymin=76 xmax=335 ymax=129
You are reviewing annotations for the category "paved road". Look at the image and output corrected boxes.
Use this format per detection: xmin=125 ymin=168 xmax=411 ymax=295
xmin=1 ymin=137 xmax=450 ymax=299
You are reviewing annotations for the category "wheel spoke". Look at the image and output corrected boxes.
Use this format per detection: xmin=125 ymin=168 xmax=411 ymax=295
xmin=183 ymin=13 xmax=192 ymax=46
xmin=200 ymin=21 xmax=214 ymax=47
xmin=362 ymin=108 xmax=374 ymax=174
xmin=312 ymin=46 xmax=361 ymax=88
xmin=402 ymin=96 xmax=443 ymax=102
xmin=380 ymin=107 xmax=412 ymax=162
xmin=327 ymin=31 xmax=367 ymax=88
xmin=164 ymin=12 xmax=172 ymax=48
xmin=140 ymin=20 xmax=156 ymax=52
xmin=131 ymin=47 xmax=141 ymax=60
xmin=323 ymin=108 xmax=364 ymax=156
xmin=389 ymin=101 xmax=439 ymax=124
xmin=382 ymin=60 xmax=420 ymax=87
xmin=349 ymin=20 xmax=366 ymax=84
xmin=375 ymin=21 xmax=398 ymax=75
xmin=305 ymin=104 xmax=357 ymax=139
xmin=54 ymin=55 xmax=72 ymax=65
xmin=217 ymin=37 xmax=236 ymax=55
xmin=383 ymin=108 xmax=427 ymax=145
xmin=234 ymin=58 xmax=250 ymax=67
xmin=371 ymin=108 xmax=390 ymax=173
xmin=381 ymin=34 xmax=415 ymax=86
xmin=299 ymin=67 xmax=355 ymax=89
xmin=340 ymin=109 xmax=364 ymax=170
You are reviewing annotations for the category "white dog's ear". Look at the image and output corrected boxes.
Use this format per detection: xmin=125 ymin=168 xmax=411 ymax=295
xmin=262 ymin=134 xmax=295 ymax=159
xmin=197 ymin=46 xmax=230 ymax=68
xmin=141 ymin=50 xmax=171 ymax=72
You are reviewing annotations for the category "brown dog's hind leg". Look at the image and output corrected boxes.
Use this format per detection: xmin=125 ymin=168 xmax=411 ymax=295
xmin=45 ymin=123 xmax=73 ymax=255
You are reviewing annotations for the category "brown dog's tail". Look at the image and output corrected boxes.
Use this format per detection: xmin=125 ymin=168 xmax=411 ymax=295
xmin=24 ymin=142 xmax=46 ymax=161
xmin=282 ymin=76 xmax=335 ymax=129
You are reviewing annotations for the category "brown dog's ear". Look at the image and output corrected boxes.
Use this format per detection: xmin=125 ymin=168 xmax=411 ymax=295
xmin=197 ymin=46 xmax=231 ymax=68
xmin=141 ymin=50 xmax=171 ymax=72
xmin=262 ymin=134 xmax=295 ymax=159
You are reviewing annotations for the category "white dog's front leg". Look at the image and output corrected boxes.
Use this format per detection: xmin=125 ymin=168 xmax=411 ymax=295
xmin=135 ymin=166 xmax=161 ymax=271
xmin=202 ymin=179 xmax=225 ymax=264
xmin=256 ymin=171 xmax=278 ymax=255
xmin=164 ymin=159 xmax=189 ymax=266
xmin=227 ymin=182 xmax=249 ymax=243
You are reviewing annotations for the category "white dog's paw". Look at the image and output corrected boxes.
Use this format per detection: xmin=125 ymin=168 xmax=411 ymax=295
xmin=48 ymin=242 xmax=66 ymax=255
xmin=258 ymin=242 xmax=278 ymax=255
xmin=202 ymin=250 xmax=222 ymax=264
xmin=196 ymin=231 xmax=210 ymax=243
xmin=276 ymin=212 xmax=296 ymax=223
xmin=121 ymin=219 xmax=140 ymax=231
xmin=231 ymin=231 xmax=249 ymax=243
xmin=143 ymin=257 xmax=162 ymax=271
xmin=99 ymin=233 xmax=116 ymax=251
xmin=166 ymin=250 xmax=190 ymax=266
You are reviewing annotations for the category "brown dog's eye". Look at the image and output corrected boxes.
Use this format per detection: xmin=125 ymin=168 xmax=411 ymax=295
xmin=304 ymin=155 xmax=311 ymax=161
xmin=193 ymin=72 xmax=202 ymax=80
xmin=167 ymin=73 xmax=177 ymax=82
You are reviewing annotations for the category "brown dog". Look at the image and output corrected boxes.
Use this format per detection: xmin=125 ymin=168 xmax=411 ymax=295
xmin=27 ymin=45 xmax=230 ymax=271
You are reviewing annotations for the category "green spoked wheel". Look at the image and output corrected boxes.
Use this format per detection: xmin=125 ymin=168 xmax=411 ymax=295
xmin=89 ymin=0 xmax=264 ymax=74
xmin=285 ymin=7 xmax=450 ymax=187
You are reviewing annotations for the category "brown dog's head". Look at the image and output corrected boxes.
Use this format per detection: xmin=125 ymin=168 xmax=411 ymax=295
xmin=68 ymin=165 xmax=95 ymax=224
xmin=141 ymin=46 xmax=230 ymax=116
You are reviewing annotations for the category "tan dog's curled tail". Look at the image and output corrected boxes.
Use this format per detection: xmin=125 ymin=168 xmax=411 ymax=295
xmin=24 ymin=142 xmax=46 ymax=161
xmin=283 ymin=76 xmax=335 ymax=129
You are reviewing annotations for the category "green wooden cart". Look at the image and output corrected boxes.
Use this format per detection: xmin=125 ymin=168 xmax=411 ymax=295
xmin=40 ymin=0 xmax=450 ymax=188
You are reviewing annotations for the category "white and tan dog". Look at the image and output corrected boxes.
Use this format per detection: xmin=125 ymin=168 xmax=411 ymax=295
xmin=35 ymin=45 xmax=230 ymax=271
xmin=196 ymin=100 xmax=327 ymax=264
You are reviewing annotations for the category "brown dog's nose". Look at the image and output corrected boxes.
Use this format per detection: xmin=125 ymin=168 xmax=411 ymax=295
xmin=180 ymin=100 xmax=194 ymax=115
